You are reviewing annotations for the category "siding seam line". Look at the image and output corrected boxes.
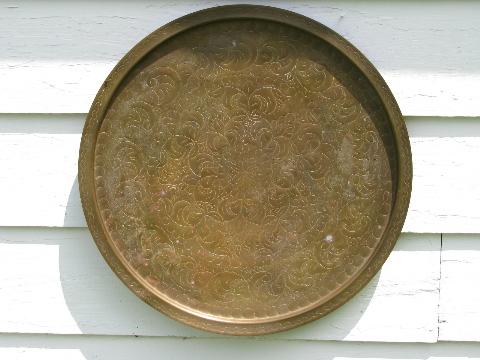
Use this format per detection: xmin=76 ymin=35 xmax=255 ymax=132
xmin=437 ymin=233 xmax=443 ymax=341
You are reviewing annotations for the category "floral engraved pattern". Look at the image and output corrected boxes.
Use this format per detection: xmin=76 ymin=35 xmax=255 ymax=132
xmin=94 ymin=20 xmax=393 ymax=321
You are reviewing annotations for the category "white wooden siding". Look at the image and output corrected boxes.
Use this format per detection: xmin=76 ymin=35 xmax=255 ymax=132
xmin=1 ymin=0 xmax=479 ymax=358
xmin=439 ymin=234 xmax=480 ymax=341
xmin=1 ymin=1 xmax=480 ymax=116
xmin=1 ymin=115 xmax=480 ymax=233
xmin=2 ymin=336 xmax=480 ymax=360
xmin=0 ymin=229 xmax=439 ymax=342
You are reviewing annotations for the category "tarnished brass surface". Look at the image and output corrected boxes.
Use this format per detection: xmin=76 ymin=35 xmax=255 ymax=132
xmin=79 ymin=5 xmax=412 ymax=335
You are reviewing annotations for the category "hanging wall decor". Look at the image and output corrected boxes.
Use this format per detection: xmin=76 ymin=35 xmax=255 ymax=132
xmin=79 ymin=5 xmax=412 ymax=335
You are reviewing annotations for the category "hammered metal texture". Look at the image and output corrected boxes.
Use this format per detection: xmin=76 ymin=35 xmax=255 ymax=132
xmin=79 ymin=5 xmax=412 ymax=335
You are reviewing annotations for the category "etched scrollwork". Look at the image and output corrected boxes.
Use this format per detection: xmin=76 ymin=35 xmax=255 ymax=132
xmin=93 ymin=19 xmax=394 ymax=321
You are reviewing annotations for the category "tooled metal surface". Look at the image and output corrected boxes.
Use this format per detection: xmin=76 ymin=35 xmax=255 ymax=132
xmin=79 ymin=5 xmax=412 ymax=335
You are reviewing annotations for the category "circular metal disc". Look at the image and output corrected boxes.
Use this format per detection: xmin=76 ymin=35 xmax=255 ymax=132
xmin=79 ymin=5 xmax=412 ymax=335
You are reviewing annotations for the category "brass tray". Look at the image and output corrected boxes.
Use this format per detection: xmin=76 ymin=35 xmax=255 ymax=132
xmin=79 ymin=5 xmax=412 ymax=335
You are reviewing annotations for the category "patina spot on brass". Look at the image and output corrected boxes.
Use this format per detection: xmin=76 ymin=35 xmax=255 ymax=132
xmin=79 ymin=5 xmax=412 ymax=335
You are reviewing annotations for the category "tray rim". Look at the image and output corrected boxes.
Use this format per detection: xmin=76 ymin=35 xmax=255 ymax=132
xmin=78 ymin=4 xmax=412 ymax=336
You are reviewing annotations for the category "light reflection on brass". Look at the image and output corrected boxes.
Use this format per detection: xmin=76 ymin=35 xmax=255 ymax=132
xmin=79 ymin=5 xmax=412 ymax=335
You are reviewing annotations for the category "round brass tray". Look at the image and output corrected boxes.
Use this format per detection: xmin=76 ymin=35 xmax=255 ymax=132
xmin=79 ymin=5 xmax=412 ymax=335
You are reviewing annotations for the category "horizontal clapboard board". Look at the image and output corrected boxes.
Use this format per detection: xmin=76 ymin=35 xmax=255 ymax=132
xmin=0 ymin=1 xmax=479 ymax=115
xmin=1 ymin=115 xmax=479 ymax=233
xmin=2 ymin=336 xmax=480 ymax=360
xmin=0 ymin=228 xmax=440 ymax=342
